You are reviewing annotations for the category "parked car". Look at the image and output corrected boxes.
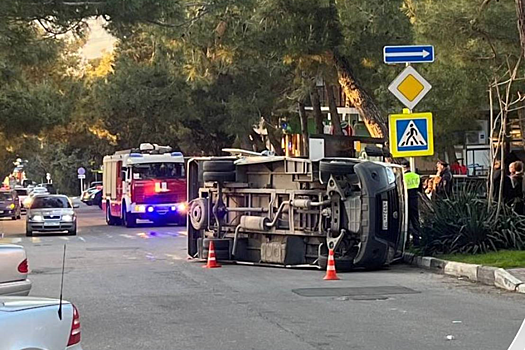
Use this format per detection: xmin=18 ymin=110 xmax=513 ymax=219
xmin=37 ymin=183 xmax=57 ymax=194
xmin=0 ymin=190 xmax=21 ymax=220
xmin=15 ymin=188 xmax=29 ymax=212
xmin=23 ymin=187 xmax=48 ymax=208
xmin=0 ymin=244 xmax=31 ymax=296
xmin=0 ymin=296 xmax=82 ymax=349
xmin=81 ymin=187 xmax=102 ymax=207
xmin=90 ymin=181 xmax=103 ymax=189
xmin=26 ymin=195 xmax=79 ymax=236
xmin=22 ymin=179 xmax=36 ymax=188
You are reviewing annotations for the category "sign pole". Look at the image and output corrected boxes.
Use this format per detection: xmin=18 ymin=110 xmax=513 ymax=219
xmin=405 ymin=62 xmax=416 ymax=173
xmin=80 ymin=178 xmax=84 ymax=195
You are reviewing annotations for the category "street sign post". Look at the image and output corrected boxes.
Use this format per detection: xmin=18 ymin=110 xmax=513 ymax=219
xmin=389 ymin=111 xmax=434 ymax=158
xmin=388 ymin=66 xmax=432 ymax=111
xmin=77 ymin=168 xmax=86 ymax=195
xmin=383 ymin=45 xmax=434 ymax=64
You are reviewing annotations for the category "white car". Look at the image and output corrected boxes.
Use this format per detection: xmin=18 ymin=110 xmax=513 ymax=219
xmin=0 ymin=244 xmax=31 ymax=296
xmin=0 ymin=296 xmax=82 ymax=349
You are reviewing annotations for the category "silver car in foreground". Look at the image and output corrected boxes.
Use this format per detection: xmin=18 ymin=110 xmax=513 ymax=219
xmin=0 ymin=296 xmax=83 ymax=349
xmin=0 ymin=244 xmax=31 ymax=296
xmin=26 ymin=195 xmax=78 ymax=236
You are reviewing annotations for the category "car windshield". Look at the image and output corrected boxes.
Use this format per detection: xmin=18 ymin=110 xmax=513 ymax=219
xmin=16 ymin=189 xmax=27 ymax=196
xmin=31 ymin=196 xmax=71 ymax=209
xmin=0 ymin=192 xmax=12 ymax=201
xmin=132 ymin=162 xmax=185 ymax=180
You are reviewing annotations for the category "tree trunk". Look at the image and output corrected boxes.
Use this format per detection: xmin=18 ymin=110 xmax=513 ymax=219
xmin=516 ymin=0 xmax=525 ymax=56
xmin=264 ymin=116 xmax=284 ymax=156
xmin=331 ymin=51 xmax=387 ymax=139
xmin=298 ymin=102 xmax=309 ymax=156
xmin=250 ymin=129 xmax=266 ymax=152
xmin=310 ymin=87 xmax=324 ymax=134
xmin=326 ymin=84 xmax=343 ymax=135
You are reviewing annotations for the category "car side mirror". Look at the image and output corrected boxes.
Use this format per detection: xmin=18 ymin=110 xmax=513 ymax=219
xmin=73 ymin=204 xmax=80 ymax=209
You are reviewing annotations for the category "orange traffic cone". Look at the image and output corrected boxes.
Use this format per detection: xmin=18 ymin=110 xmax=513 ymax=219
xmin=203 ymin=241 xmax=221 ymax=268
xmin=323 ymin=248 xmax=340 ymax=280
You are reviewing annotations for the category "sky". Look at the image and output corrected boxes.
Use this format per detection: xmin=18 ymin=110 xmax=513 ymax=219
xmin=80 ymin=18 xmax=116 ymax=60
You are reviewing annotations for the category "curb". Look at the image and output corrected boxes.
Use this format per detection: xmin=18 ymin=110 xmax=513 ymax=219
xmin=402 ymin=252 xmax=525 ymax=294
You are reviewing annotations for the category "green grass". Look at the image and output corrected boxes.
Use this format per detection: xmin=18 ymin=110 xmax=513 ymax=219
xmin=439 ymin=250 xmax=525 ymax=269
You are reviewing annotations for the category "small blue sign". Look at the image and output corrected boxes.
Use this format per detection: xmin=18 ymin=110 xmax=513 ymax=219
xmin=383 ymin=45 xmax=434 ymax=64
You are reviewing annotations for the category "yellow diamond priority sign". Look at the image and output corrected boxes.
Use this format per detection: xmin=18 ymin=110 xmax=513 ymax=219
xmin=388 ymin=66 xmax=432 ymax=110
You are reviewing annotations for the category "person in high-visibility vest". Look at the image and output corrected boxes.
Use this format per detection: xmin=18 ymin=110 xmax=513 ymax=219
xmin=403 ymin=161 xmax=421 ymax=246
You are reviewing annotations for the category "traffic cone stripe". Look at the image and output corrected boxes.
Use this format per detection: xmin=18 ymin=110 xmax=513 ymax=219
xmin=323 ymin=248 xmax=340 ymax=280
xmin=203 ymin=241 xmax=221 ymax=268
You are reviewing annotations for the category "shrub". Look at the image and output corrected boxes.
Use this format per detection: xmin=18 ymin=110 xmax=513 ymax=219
xmin=420 ymin=186 xmax=525 ymax=255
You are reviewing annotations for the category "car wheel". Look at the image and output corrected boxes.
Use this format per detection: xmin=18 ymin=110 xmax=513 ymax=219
xmin=320 ymin=160 xmax=355 ymax=175
xmin=189 ymin=198 xmax=208 ymax=230
xmin=318 ymin=253 xmax=354 ymax=272
xmin=203 ymin=160 xmax=236 ymax=172
xmin=68 ymin=228 xmax=77 ymax=236
xmin=11 ymin=215 xmax=16 ymax=220
xmin=203 ymin=171 xmax=236 ymax=183
xmin=26 ymin=227 xmax=33 ymax=237
xmin=202 ymin=238 xmax=231 ymax=260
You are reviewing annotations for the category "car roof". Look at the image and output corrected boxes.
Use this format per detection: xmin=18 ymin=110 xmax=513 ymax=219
xmin=33 ymin=194 xmax=68 ymax=199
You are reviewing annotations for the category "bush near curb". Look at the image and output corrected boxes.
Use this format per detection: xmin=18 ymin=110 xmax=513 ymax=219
xmin=419 ymin=188 xmax=525 ymax=256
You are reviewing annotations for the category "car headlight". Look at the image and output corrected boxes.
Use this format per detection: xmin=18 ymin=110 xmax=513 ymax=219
xmin=385 ymin=167 xmax=396 ymax=185
xmin=62 ymin=214 xmax=74 ymax=222
xmin=31 ymin=215 xmax=43 ymax=222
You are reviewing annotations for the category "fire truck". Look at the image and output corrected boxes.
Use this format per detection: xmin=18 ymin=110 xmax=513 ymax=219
xmin=102 ymin=143 xmax=187 ymax=227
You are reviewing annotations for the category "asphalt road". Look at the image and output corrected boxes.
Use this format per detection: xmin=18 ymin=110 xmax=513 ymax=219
xmin=1 ymin=204 xmax=524 ymax=350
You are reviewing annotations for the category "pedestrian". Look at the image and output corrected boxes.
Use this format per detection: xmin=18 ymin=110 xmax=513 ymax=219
xmin=433 ymin=160 xmax=453 ymax=199
xmin=509 ymin=161 xmax=524 ymax=215
xmin=402 ymin=160 xmax=421 ymax=246
xmin=492 ymin=159 xmax=513 ymax=203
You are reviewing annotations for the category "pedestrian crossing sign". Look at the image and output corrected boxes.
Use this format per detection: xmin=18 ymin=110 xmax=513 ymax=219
xmin=389 ymin=112 xmax=434 ymax=157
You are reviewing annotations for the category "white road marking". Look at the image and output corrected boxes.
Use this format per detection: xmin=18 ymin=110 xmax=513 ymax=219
xmin=508 ymin=319 xmax=525 ymax=350
xmin=78 ymin=237 xmax=86 ymax=242
xmin=59 ymin=237 xmax=69 ymax=241
xmin=119 ymin=234 xmax=136 ymax=240
xmin=165 ymin=253 xmax=185 ymax=261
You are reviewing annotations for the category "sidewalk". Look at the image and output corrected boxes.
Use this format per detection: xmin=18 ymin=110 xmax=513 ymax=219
xmin=403 ymin=253 xmax=525 ymax=294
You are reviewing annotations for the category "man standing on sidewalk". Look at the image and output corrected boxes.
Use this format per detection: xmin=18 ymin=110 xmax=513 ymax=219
xmin=403 ymin=161 xmax=421 ymax=246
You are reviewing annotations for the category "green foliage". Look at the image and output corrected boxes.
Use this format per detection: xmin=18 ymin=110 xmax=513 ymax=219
xmin=410 ymin=0 xmax=523 ymax=156
xmin=421 ymin=188 xmax=525 ymax=255
xmin=440 ymin=250 xmax=525 ymax=269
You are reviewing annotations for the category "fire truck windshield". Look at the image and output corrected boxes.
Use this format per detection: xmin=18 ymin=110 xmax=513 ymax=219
xmin=132 ymin=162 xmax=185 ymax=180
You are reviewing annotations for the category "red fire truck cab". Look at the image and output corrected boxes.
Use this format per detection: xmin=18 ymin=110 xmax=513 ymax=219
xmin=102 ymin=143 xmax=187 ymax=227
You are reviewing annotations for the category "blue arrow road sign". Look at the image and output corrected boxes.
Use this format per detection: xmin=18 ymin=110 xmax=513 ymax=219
xmin=383 ymin=45 xmax=434 ymax=64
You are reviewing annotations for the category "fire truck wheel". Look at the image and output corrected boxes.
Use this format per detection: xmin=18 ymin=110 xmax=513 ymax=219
xmin=319 ymin=161 xmax=355 ymax=176
xmin=203 ymin=160 xmax=235 ymax=172
xmin=122 ymin=205 xmax=136 ymax=228
xmin=106 ymin=204 xmax=117 ymax=226
xmin=189 ymin=198 xmax=208 ymax=230
xmin=203 ymin=171 xmax=236 ymax=183
xmin=318 ymin=253 xmax=354 ymax=272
